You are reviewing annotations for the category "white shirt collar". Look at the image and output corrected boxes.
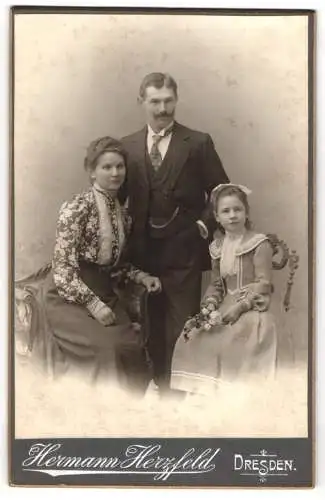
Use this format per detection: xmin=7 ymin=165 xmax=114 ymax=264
xmin=147 ymin=121 xmax=174 ymax=138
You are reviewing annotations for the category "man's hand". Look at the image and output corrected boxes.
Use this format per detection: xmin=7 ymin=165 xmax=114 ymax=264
xmin=142 ymin=275 xmax=162 ymax=294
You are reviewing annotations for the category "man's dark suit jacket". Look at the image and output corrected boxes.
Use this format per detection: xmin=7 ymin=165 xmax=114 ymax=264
xmin=120 ymin=121 xmax=229 ymax=272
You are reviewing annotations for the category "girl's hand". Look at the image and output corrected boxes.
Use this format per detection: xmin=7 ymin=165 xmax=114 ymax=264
xmin=221 ymin=303 xmax=243 ymax=325
xmin=201 ymin=296 xmax=219 ymax=314
xmin=182 ymin=318 xmax=197 ymax=341
xmin=142 ymin=276 xmax=162 ymax=293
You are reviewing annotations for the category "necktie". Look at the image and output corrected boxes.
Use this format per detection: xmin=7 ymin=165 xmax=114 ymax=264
xmin=149 ymin=127 xmax=173 ymax=171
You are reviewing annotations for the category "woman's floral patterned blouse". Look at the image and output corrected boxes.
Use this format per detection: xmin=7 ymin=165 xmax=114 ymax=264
xmin=52 ymin=186 xmax=144 ymax=306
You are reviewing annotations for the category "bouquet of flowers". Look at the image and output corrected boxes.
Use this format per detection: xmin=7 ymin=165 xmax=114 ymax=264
xmin=182 ymin=296 xmax=224 ymax=341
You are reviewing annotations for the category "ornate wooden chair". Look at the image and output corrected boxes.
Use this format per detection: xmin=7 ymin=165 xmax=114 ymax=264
xmin=266 ymin=233 xmax=299 ymax=312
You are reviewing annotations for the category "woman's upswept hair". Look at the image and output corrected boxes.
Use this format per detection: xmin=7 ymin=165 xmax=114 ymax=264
xmin=84 ymin=136 xmax=128 ymax=172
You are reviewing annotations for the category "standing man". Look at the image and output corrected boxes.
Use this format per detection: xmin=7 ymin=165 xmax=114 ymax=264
xmin=121 ymin=72 xmax=229 ymax=394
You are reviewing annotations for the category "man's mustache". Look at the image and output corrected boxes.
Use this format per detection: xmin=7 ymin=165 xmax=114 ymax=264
xmin=155 ymin=112 xmax=173 ymax=118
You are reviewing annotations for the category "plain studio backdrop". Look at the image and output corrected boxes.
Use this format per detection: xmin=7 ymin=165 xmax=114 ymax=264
xmin=14 ymin=12 xmax=309 ymax=366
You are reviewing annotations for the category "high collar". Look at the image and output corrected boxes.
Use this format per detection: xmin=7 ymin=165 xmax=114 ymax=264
xmin=93 ymin=182 xmax=117 ymax=201
xmin=209 ymin=231 xmax=269 ymax=259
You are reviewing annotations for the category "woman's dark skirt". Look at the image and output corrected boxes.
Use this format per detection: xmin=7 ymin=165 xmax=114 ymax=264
xmin=26 ymin=262 xmax=151 ymax=395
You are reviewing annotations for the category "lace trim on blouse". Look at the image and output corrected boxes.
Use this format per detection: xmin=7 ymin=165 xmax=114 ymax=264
xmin=92 ymin=185 xmax=125 ymax=265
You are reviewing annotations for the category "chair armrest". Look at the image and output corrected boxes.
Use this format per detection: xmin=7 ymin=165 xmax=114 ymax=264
xmin=267 ymin=233 xmax=290 ymax=270
xmin=15 ymin=287 xmax=37 ymax=355
xmin=14 ymin=263 xmax=52 ymax=357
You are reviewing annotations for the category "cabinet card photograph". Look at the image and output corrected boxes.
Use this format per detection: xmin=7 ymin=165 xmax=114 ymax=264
xmin=10 ymin=6 xmax=315 ymax=488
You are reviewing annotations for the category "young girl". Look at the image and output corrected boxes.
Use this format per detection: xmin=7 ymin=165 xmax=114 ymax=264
xmin=170 ymin=183 xmax=277 ymax=395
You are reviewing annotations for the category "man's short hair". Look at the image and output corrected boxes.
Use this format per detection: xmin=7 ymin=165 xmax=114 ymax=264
xmin=139 ymin=72 xmax=178 ymax=99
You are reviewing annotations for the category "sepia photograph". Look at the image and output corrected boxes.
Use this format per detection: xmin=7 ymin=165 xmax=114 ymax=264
xmin=10 ymin=6 xmax=314 ymax=487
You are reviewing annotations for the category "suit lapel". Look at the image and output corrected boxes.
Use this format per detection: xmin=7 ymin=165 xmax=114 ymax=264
xmin=128 ymin=122 xmax=191 ymax=190
xmin=164 ymin=122 xmax=191 ymax=189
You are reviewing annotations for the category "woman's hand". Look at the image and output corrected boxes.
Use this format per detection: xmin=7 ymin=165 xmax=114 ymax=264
xmin=93 ymin=304 xmax=116 ymax=326
xmin=142 ymin=275 xmax=162 ymax=294
xmin=95 ymin=305 xmax=116 ymax=326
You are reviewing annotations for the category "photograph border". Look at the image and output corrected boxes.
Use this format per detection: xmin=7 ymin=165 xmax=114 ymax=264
xmin=8 ymin=5 xmax=316 ymax=488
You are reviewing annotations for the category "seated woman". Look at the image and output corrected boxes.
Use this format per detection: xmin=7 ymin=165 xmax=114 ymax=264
xmin=17 ymin=136 xmax=161 ymax=395
xmin=171 ymin=183 xmax=277 ymax=396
